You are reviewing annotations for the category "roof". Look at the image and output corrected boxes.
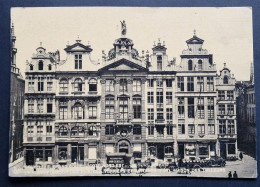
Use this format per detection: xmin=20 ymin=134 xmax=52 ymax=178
xmin=186 ymin=35 xmax=204 ymax=44
xmin=64 ymin=42 xmax=93 ymax=53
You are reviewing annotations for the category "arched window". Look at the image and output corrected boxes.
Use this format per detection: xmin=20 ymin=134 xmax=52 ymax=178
xmin=73 ymin=102 xmax=84 ymax=119
xmin=60 ymin=78 xmax=68 ymax=92
xmin=89 ymin=126 xmax=97 ymax=136
xmin=38 ymin=61 xmax=43 ymax=70
xmin=89 ymin=78 xmax=97 ymax=92
xmin=74 ymin=78 xmax=83 ymax=92
xmin=157 ymin=55 xmax=162 ymax=71
xmin=223 ymin=76 xmax=229 ymax=84
xmin=71 ymin=126 xmax=84 ymax=136
xmin=188 ymin=60 xmax=193 ymax=71
xmin=29 ymin=64 xmax=33 ymax=71
xmin=198 ymin=60 xmax=203 ymax=70
xmin=59 ymin=126 xmax=68 ymax=136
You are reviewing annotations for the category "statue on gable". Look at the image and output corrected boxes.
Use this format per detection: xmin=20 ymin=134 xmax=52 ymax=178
xmin=120 ymin=20 xmax=127 ymax=36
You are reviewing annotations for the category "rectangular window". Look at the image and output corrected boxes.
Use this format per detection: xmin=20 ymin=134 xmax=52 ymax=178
xmin=119 ymin=98 xmax=128 ymax=119
xmin=218 ymin=91 xmax=225 ymax=100
xmin=219 ymin=120 xmax=226 ymax=134
xmin=28 ymin=81 xmax=35 ymax=92
xmin=119 ymin=79 xmax=127 ymax=92
xmin=105 ymin=79 xmax=115 ymax=92
xmin=207 ymin=77 xmax=214 ymax=91
xmin=227 ymin=120 xmax=235 ymax=134
xmin=147 ymin=79 xmax=154 ymax=87
xmin=197 ymin=77 xmax=204 ymax=92
xmin=46 ymin=121 xmax=52 ymax=135
xmin=37 ymin=99 xmax=43 ymax=113
xmin=166 ymin=79 xmax=172 ymax=87
xmin=105 ymin=125 xmax=115 ymax=135
xmin=147 ymin=92 xmax=154 ymax=104
xmin=133 ymin=80 xmax=141 ymax=92
xmin=89 ymin=106 xmax=97 ymax=119
xmin=188 ymin=124 xmax=195 ymax=134
xmin=188 ymin=97 xmax=194 ymax=118
xmin=27 ymin=121 xmax=34 ymax=136
xmin=133 ymin=125 xmax=141 ymax=135
xmin=166 ymin=92 xmax=172 ymax=104
xmin=157 ymin=108 xmax=164 ymax=120
xmin=59 ymin=100 xmax=68 ymax=120
xmin=105 ymin=97 xmax=114 ymax=119
xmin=218 ymin=104 xmax=225 ymax=115
xmin=167 ymin=125 xmax=173 ymax=135
xmin=38 ymin=81 xmax=44 ymax=92
xmin=187 ymin=77 xmax=194 ymax=91
xmin=197 ymin=105 xmax=205 ymax=119
xmin=208 ymin=124 xmax=215 ymax=134
xmin=37 ymin=123 xmax=43 ymax=135
xmin=157 ymin=80 xmax=163 ymax=87
xmin=156 ymin=89 xmax=163 ymax=104
xmin=198 ymin=124 xmax=205 ymax=134
xmin=75 ymin=54 xmax=82 ymax=69
xmin=133 ymin=98 xmax=141 ymax=119
xmin=227 ymin=91 xmax=234 ymax=100
xmin=148 ymin=126 xmax=154 ymax=135
xmin=60 ymin=80 xmax=68 ymax=92
xmin=105 ymin=106 xmax=114 ymax=119
xmin=47 ymin=82 xmax=53 ymax=91
xmin=148 ymin=108 xmax=154 ymax=121
xmin=178 ymin=124 xmax=185 ymax=134
xmin=47 ymin=103 xmax=52 ymax=113
xmin=178 ymin=97 xmax=184 ymax=118
xmin=227 ymin=104 xmax=234 ymax=115
xmin=166 ymin=108 xmax=173 ymax=120
xmin=207 ymin=97 xmax=214 ymax=118
xmin=177 ymin=77 xmax=184 ymax=91
xmin=28 ymin=100 xmax=34 ymax=113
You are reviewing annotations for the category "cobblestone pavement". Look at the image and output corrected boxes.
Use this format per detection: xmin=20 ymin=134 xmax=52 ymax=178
xmin=9 ymin=153 xmax=257 ymax=178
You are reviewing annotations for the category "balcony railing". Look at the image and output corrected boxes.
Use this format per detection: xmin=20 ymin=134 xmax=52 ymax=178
xmin=116 ymin=119 xmax=131 ymax=124
xmin=218 ymin=133 xmax=237 ymax=138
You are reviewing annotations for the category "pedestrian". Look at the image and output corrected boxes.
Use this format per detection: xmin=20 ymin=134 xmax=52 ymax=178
xmin=228 ymin=171 xmax=232 ymax=178
xmin=233 ymin=171 xmax=238 ymax=178
xmin=239 ymin=152 xmax=243 ymax=161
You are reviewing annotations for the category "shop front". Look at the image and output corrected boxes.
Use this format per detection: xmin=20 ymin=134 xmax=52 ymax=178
xmin=24 ymin=146 xmax=54 ymax=167
xmin=147 ymin=142 xmax=174 ymax=163
xmin=219 ymin=139 xmax=237 ymax=160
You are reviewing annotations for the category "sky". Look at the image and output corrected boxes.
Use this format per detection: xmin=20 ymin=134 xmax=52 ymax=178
xmin=11 ymin=7 xmax=253 ymax=81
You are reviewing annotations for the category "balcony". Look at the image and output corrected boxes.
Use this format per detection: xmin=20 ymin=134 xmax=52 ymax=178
xmin=218 ymin=134 xmax=237 ymax=139
xmin=116 ymin=119 xmax=131 ymax=124
xmin=155 ymin=118 xmax=165 ymax=123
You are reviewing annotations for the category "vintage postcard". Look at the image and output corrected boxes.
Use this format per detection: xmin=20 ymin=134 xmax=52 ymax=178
xmin=9 ymin=7 xmax=256 ymax=178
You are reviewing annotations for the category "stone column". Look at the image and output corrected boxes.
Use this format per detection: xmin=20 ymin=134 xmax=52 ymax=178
xmin=84 ymin=144 xmax=88 ymax=165
xmin=67 ymin=144 xmax=71 ymax=165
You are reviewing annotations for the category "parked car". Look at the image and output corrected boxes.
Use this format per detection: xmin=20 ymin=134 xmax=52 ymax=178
xmin=206 ymin=156 xmax=226 ymax=167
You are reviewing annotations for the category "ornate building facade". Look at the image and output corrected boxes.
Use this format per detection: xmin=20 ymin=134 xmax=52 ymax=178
xmin=236 ymin=62 xmax=256 ymax=158
xmin=10 ymin=24 xmax=25 ymax=163
xmin=23 ymin=25 xmax=238 ymax=166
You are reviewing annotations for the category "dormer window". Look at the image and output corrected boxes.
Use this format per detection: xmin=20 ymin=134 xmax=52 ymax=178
xmin=223 ymin=76 xmax=229 ymax=84
xmin=29 ymin=64 xmax=33 ymax=71
xmin=157 ymin=56 xmax=162 ymax=71
xmin=75 ymin=54 xmax=82 ymax=69
xmin=188 ymin=60 xmax=193 ymax=71
xmin=38 ymin=60 xmax=43 ymax=70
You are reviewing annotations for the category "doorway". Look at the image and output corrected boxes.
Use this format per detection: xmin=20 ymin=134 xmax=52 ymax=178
xmin=157 ymin=144 xmax=164 ymax=159
xmin=178 ymin=144 xmax=184 ymax=158
xmin=220 ymin=143 xmax=227 ymax=159
xmin=26 ymin=150 xmax=34 ymax=166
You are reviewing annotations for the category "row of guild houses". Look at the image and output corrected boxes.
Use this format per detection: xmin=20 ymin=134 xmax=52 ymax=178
xmin=22 ymin=23 xmax=238 ymax=166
